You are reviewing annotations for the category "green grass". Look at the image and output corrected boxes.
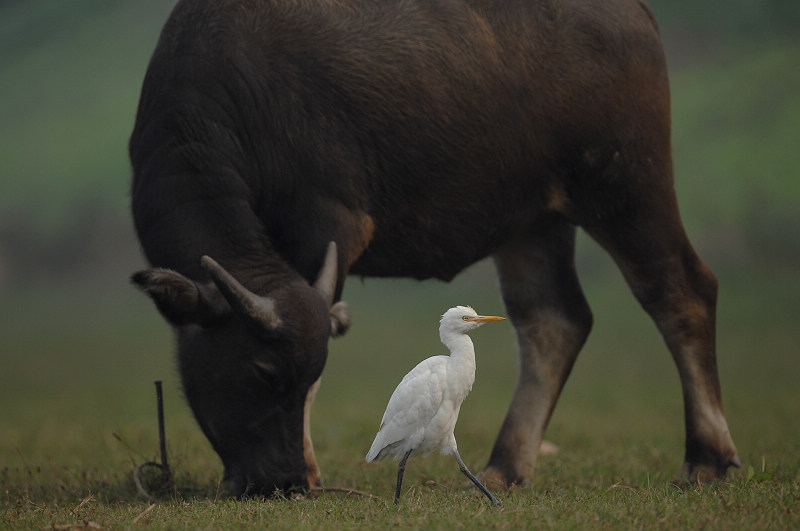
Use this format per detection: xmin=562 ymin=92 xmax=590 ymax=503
xmin=2 ymin=264 xmax=799 ymax=528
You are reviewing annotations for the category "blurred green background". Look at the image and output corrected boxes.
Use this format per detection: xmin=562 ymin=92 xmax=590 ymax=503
xmin=1 ymin=0 xmax=798 ymax=489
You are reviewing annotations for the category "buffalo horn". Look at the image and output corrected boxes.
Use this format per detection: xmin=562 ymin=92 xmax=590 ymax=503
xmin=312 ymin=241 xmax=338 ymax=307
xmin=200 ymin=256 xmax=281 ymax=330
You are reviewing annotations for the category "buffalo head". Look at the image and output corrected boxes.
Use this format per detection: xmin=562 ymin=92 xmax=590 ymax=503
xmin=132 ymin=242 xmax=348 ymax=496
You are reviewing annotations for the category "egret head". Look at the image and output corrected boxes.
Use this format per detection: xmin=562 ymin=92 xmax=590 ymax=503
xmin=440 ymin=305 xmax=506 ymax=335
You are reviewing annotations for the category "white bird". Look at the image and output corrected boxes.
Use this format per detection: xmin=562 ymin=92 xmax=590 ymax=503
xmin=365 ymin=305 xmax=505 ymax=506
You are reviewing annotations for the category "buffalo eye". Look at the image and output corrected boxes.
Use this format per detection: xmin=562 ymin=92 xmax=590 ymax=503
xmin=252 ymin=360 xmax=286 ymax=393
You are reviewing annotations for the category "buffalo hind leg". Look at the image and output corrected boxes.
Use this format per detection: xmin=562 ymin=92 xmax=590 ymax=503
xmin=481 ymin=216 xmax=593 ymax=488
xmin=586 ymin=201 xmax=740 ymax=482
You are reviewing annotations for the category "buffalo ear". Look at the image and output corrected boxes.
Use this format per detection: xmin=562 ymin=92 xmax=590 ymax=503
xmin=329 ymin=301 xmax=350 ymax=338
xmin=131 ymin=268 xmax=227 ymax=326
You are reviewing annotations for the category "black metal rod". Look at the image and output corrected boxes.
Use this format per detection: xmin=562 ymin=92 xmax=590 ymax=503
xmin=154 ymin=380 xmax=171 ymax=482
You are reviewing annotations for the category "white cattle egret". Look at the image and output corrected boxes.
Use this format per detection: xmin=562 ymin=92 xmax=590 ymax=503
xmin=366 ymin=305 xmax=505 ymax=506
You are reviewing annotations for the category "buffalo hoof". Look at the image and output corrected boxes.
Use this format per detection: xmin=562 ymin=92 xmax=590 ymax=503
xmin=477 ymin=465 xmax=530 ymax=490
xmin=679 ymin=454 xmax=742 ymax=485
xmin=539 ymin=439 xmax=560 ymax=455
xmin=306 ymin=463 xmax=322 ymax=490
xmin=478 ymin=440 xmax=559 ymax=489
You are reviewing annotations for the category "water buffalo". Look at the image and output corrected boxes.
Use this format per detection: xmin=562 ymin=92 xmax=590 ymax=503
xmin=130 ymin=0 xmax=740 ymax=496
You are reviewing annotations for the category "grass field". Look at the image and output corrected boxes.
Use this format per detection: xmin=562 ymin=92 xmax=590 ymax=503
xmin=2 ymin=0 xmax=799 ymax=528
xmin=2 ymin=259 xmax=798 ymax=528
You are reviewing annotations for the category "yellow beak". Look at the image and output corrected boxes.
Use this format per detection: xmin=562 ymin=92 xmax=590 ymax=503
xmin=471 ymin=315 xmax=506 ymax=323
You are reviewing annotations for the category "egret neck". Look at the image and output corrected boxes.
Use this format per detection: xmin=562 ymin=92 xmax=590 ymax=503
xmin=441 ymin=330 xmax=477 ymax=400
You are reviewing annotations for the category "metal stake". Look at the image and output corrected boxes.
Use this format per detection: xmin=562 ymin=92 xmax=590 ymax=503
xmin=154 ymin=380 xmax=172 ymax=485
xmin=134 ymin=380 xmax=173 ymax=499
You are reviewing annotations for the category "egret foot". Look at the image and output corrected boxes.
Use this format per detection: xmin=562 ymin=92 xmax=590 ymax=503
xmin=454 ymin=450 xmax=502 ymax=507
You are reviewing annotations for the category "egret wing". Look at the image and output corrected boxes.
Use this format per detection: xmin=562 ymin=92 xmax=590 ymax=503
xmin=366 ymin=356 xmax=448 ymax=461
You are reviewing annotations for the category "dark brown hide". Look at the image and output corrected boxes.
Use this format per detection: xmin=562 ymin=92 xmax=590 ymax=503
xmin=130 ymin=0 xmax=739 ymax=495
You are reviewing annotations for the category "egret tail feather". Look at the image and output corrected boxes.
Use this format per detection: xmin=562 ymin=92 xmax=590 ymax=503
xmin=366 ymin=436 xmax=405 ymax=462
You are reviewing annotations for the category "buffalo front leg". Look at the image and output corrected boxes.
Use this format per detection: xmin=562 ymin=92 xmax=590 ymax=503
xmin=481 ymin=217 xmax=593 ymax=488
xmin=303 ymin=378 xmax=322 ymax=488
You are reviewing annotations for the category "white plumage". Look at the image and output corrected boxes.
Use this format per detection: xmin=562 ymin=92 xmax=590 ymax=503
xmin=366 ymin=305 xmax=504 ymax=506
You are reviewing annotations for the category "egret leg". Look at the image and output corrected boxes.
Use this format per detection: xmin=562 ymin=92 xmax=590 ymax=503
xmin=453 ymin=449 xmax=502 ymax=507
xmin=394 ymin=449 xmax=412 ymax=505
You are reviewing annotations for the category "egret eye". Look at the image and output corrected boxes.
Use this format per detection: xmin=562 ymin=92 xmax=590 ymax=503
xmin=462 ymin=316 xmax=470 ymax=321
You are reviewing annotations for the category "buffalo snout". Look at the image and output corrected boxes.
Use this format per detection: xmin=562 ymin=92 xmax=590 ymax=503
xmin=222 ymin=461 xmax=309 ymax=498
